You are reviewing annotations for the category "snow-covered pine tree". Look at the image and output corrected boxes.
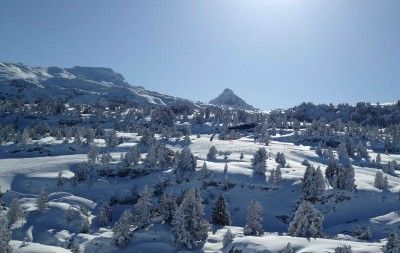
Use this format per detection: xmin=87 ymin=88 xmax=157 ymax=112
xmin=65 ymin=206 xmax=75 ymax=223
xmin=224 ymin=163 xmax=228 ymax=176
xmin=84 ymin=127 xmax=95 ymax=145
xmin=252 ymin=148 xmax=267 ymax=175
xmin=144 ymin=143 xmax=157 ymax=168
xmin=282 ymin=242 xmax=294 ymax=253
xmin=356 ymin=141 xmax=369 ymax=159
xmin=134 ymin=186 xmax=153 ymax=229
xmin=73 ymin=130 xmax=82 ymax=146
xmin=70 ymin=242 xmax=81 ymax=253
xmin=171 ymin=188 xmax=209 ymax=248
xmin=100 ymin=151 xmax=112 ymax=165
xmin=211 ymin=194 xmax=231 ymax=226
xmin=243 ymin=200 xmax=264 ymax=236
xmin=376 ymin=153 xmax=382 ymax=166
xmin=354 ymin=225 xmax=372 ymax=240
xmin=105 ymin=129 xmax=119 ymax=147
xmin=334 ymin=245 xmax=352 ymax=253
xmin=315 ymin=166 xmax=326 ymax=193
xmin=383 ymin=233 xmax=400 ymax=253
xmin=222 ymin=229 xmax=234 ymax=249
xmin=57 ymin=170 xmax=64 ymax=188
xmin=374 ymin=170 xmax=389 ymax=190
xmin=301 ymin=165 xmax=324 ymax=201
xmin=288 ymin=201 xmax=324 ymax=238
xmin=268 ymin=168 xmax=276 ymax=185
xmin=74 ymin=162 xmax=90 ymax=182
xmin=341 ymin=164 xmax=356 ymax=191
xmin=122 ymin=146 xmax=140 ymax=167
xmin=87 ymin=145 xmax=99 ymax=164
xmin=98 ymin=203 xmax=112 ymax=226
xmin=80 ymin=216 xmax=90 ymax=233
xmin=7 ymin=198 xmax=22 ymax=225
xmin=275 ymin=152 xmax=286 ymax=167
xmin=21 ymin=128 xmax=30 ymax=146
xmin=36 ymin=189 xmax=49 ymax=212
xmin=199 ymin=161 xmax=211 ymax=179
xmin=174 ymin=147 xmax=197 ymax=181
xmin=0 ymin=214 xmax=11 ymax=253
xmin=159 ymin=193 xmax=177 ymax=223
xmin=112 ymin=209 xmax=133 ymax=247
xmin=207 ymin=146 xmax=218 ymax=161
xmin=275 ymin=166 xmax=282 ymax=184
xmin=337 ymin=142 xmax=350 ymax=165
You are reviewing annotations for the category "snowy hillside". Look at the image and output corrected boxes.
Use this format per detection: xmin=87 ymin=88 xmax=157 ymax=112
xmin=210 ymin=88 xmax=256 ymax=111
xmin=0 ymin=62 xmax=192 ymax=107
xmin=1 ymin=68 xmax=400 ymax=253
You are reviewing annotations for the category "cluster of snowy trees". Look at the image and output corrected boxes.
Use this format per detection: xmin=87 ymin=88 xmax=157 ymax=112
xmin=374 ymin=170 xmax=389 ymax=190
xmin=252 ymin=147 xmax=267 ymax=175
xmin=174 ymin=147 xmax=197 ymax=181
xmin=302 ymin=165 xmax=326 ymax=201
xmin=0 ymin=214 xmax=12 ymax=253
xmin=288 ymin=201 xmax=324 ymax=238
xmin=171 ymin=188 xmax=209 ymax=248
xmin=325 ymin=158 xmax=356 ymax=191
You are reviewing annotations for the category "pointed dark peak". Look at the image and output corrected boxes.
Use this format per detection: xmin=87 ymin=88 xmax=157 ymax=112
xmin=209 ymin=88 xmax=256 ymax=111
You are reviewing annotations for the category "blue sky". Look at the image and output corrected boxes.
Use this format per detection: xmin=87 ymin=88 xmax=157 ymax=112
xmin=0 ymin=0 xmax=399 ymax=109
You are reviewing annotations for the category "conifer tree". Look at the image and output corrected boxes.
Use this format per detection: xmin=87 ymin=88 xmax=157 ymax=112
xmin=174 ymin=147 xmax=197 ymax=181
xmin=7 ymin=198 xmax=22 ymax=225
xmin=36 ymin=189 xmax=49 ymax=213
xmin=252 ymin=148 xmax=267 ymax=175
xmin=134 ymin=187 xmax=153 ymax=229
xmin=222 ymin=229 xmax=234 ymax=249
xmin=98 ymin=203 xmax=112 ymax=226
xmin=383 ymin=233 xmax=400 ymax=253
xmin=211 ymin=194 xmax=231 ymax=226
xmin=171 ymin=188 xmax=209 ymax=248
xmin=334 ymin=245 xmax=352 ymax=253
xmin=0 ymin=214 xmax=11 ymax=253
xmin=112 ymin=209 xmax=133 ymax=247
xmin=288 ymin=201 xmax=324 ymax=238
xmin=243 ymin=200 xmax=264 ymax=236
xmin=207 ymin=146 xmax=218 ymax=161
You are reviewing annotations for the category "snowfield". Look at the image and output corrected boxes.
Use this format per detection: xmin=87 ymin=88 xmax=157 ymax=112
xmin=1 ymin=132 xmax=399 ymax=252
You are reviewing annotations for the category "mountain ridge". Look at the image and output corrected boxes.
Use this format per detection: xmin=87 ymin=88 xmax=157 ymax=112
xmin=209 ymin=88 xmax=256 ymax=111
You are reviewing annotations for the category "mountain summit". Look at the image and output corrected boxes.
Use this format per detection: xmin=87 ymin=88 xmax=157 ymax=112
xmin=209 ymin=88 xmax=255 ymax=110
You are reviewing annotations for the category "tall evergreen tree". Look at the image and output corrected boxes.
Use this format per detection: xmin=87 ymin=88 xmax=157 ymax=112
xmin=222 ymin=229 xmax=234 ymax=249
xmin=7 ymin=198 xmax=22 ymax=225
xmin=383 ymin=233 xmax=400 ymax=253
xmin=243 ymin=200 xmax=264 ymax=236
xmin=252 ymin=148 xmax=267 ymax=175
xmin=171 ymin=188 xmax=209 ymax=248
xmin=174 ymin=147 xmax=197 ymax=181
xmin=211 ymin=194 xmax=232 ymax=226
xmin=98 ymin=203 xmax=112 ymax=226
xmin=288 ymin=201 xmax=324 ymax=238
xmin=134 ymin=187 xmax=153 ymax=229
xmin=0 ymin=214 xmax=11 ymax=253
xmin=36 ymin=189 xmax=49 ymax=213
xmin=112 ymin=209 xmax=133 ymax=247
xmin=207 ymin=146 xmax=218 ymax=161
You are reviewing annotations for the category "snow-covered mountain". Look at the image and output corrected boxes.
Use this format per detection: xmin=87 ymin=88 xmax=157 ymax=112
xmin=0 ymin=62 xmax=191 ymax=107
xmin=209 ymin=88 xmax=255 ymax=111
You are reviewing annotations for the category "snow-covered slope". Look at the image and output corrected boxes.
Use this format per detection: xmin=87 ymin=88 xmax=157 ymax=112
xmin=0 ymin=62 xmax=190 ymax=107
xmin=210 ymin=88 xmax=256 ymax=111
